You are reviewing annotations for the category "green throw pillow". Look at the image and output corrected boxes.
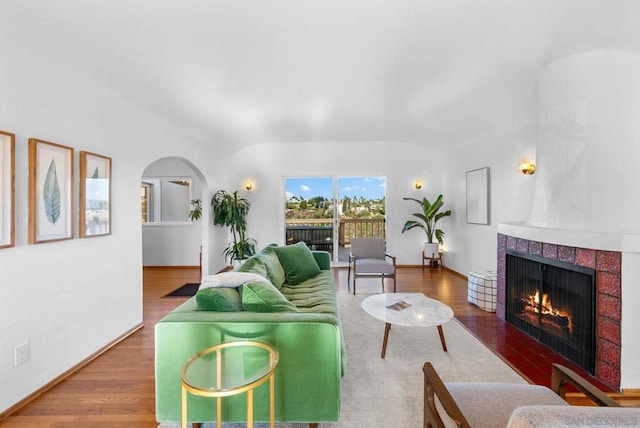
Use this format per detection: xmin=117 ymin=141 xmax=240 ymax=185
xmin=237 ymin=256 xmax=269 ymax=279
xmin=241 ymin=279 xmax=299 ymax=312
xmin=274 ymin=242 xmax=321 ymax=285
xmin=196 ymin=287 xmax=243 ymax=312
xmin=258 ymin=247 xmax=287 ymax=288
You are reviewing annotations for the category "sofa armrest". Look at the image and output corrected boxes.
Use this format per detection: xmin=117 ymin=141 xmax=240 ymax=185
xmin=551 ymin=364 xmax=620 ymax=407
xmin=313 ymin=250 xmax=331 ymax=270
xmin=423 ymin=362 xmax=471 ymax=428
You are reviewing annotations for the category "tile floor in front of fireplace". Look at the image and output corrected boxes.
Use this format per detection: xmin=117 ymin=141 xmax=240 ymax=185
xmin=456 ymin=314 xmax=615 ymax=392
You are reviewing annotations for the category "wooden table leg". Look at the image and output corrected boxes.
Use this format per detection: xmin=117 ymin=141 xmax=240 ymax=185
xmin=381 ymin=323 xmax=391 ymax=358
xmin=437 ymin=325 xmax=448 ymax=352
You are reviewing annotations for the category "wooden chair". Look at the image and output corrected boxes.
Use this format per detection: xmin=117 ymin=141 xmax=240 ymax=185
xmin=423 ymin=362 xmax=625 ymax=428
xmin=347 ymin=238 xmax=396 ymax=295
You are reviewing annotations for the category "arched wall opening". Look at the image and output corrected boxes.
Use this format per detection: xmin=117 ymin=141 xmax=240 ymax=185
xmin=141 ymin=157 xmax=209 ymax=275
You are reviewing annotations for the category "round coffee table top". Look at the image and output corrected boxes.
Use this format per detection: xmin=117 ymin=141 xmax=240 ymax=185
xmin=361 ymin=293 xmax=454 ymax=327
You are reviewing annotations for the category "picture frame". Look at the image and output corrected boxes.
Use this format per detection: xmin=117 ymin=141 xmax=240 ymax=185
xmin=0 ymin=130 xmax=15 ymax=249
xmin=466 ymin=167 xmax=490 ymax=225
xmin=28 ymin=138 xmax=74 ymax=244
xmin=79 ymin=151 xmax=111 ymax=237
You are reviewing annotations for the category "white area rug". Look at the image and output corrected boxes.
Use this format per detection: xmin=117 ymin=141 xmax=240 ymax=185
xmin=159 ymin=293 xmax=526 ymax=428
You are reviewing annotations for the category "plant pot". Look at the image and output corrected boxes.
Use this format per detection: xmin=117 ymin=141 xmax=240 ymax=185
xmin=232 ymin=259 xmax=248 ymax=267
xmin=423 ymin=242 xmax=440 ymax=258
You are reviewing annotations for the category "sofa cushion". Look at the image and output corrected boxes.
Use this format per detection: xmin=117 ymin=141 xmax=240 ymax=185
xmin=507 ymin=405 xmax=640 ymax=428
xmin=195 ymin=287 xmax=243 ymax=312
xmin=274 ymin=242 xmax=322 ymax=285
xmin=436 ymin=382 xmax=568 ymax=428
xmin=236 ymin=256 xmax=269 ymax=279
xmin=281 ymin=270 xmax=339 ymax=315
xmin=257 ymin=245 xmax=287 ymax=288
xmin=240 ymin=279 xmax=300 ymax=312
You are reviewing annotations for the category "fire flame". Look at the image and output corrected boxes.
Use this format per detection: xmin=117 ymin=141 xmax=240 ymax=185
xmin=522 ymin=290 xmax=573 ymax=334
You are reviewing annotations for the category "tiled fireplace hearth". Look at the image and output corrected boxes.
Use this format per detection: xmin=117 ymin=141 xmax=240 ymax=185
xmin=497 ymin=233 xmax=621 ymax=390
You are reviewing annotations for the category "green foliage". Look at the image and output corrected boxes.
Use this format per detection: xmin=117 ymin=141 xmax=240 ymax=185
xmin=401 ymin=194 xmax=451 ymax=244
xmin=211 ymin=190 xmax=256 ymax=263
xmin=285 ymin=195 xmax=385 ymax=220
xmin=187 ymin=199 xmax=202 ymax=221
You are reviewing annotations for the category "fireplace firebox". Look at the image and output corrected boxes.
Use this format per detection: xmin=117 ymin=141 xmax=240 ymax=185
xmin=505 ymin=250 xmax=596 ymax=373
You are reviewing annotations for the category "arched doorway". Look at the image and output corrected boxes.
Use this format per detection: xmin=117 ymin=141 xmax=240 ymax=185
xmin=141 ymin=157 xmax=209 ymax=275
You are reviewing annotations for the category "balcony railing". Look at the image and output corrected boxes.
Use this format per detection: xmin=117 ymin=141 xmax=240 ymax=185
xmin=338 ymin=218 xmax=386 ymax=246
xmin=285 ymin=218 xmax=386 ymax=252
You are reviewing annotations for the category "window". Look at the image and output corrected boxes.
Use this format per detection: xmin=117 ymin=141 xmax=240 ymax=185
xmin=141 ymin=177 xmax=192 ymax=223
xmin=284 ymin=176 xmax=386 ymax=262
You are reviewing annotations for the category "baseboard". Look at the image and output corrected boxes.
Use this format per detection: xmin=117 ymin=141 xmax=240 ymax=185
xmin=336 ymin=264 xmax=466 ymax=278
xmin=143 ymin=265 xmax=199 ymax=269
xmin=447 ymin=268 xmax=468 ymax=279
xmin=396 ymin=265 xmax=466 ymax=278
xmin=0 ymin=323 xmax=144 ymax=420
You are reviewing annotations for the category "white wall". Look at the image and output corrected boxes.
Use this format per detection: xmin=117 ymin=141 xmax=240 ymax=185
xmin=532 ymin=51 xmax=640 ymax=389
xmin=440 ymin=123 xmax=538 ymax=274
xmin=532 ymin=51 xmax=640 ymax=234
xmin=225 ymin=141 xmax=446 ymax=265
xmin=0 ymin=38 xmax=214 ymax=412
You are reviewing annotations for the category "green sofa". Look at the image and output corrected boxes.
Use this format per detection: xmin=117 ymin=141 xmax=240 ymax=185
xmin=155 ymin=243 xmax=345 ymax=425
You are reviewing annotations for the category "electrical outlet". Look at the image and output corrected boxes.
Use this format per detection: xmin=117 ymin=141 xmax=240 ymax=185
xmin=14 ymin=341 xmax=30 ymax=367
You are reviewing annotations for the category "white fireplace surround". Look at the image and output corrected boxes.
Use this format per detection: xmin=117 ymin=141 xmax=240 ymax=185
xmin=498 ymin=221 xmax=640 ymax=390
xmin=491 ymin=51 xmax=640 ymax=390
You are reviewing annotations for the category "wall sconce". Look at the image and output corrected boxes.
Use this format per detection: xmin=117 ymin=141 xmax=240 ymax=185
xmin=243 ymin=181 xmax=254 ymax=191
xmin=518 ymin=162 xmax=536 ymax=175
xmin=414 ymin=179 xmax=423 ymax=190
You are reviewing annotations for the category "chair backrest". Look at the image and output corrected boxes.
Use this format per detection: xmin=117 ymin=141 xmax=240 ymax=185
xmin=350 ymin=238 xmax=386 ymax=259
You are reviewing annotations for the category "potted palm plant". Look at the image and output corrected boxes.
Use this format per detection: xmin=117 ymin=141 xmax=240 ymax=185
xmin=211 ymin=190 xmax=256 ymax=264
xmin=401 ymin=194 xmax=451 ymax=258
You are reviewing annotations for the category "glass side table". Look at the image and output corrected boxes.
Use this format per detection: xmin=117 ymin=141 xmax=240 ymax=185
xmin=181 ymin=340 xmax=279 ymax=428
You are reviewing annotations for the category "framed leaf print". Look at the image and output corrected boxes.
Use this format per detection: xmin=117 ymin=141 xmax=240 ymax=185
xmin=28 ymin=138 xmax=74 ymax=244
xmin=0 ymin=130 xmax=15 ymax=249
xmin=79 ymin=151 xmax=111 ymax=237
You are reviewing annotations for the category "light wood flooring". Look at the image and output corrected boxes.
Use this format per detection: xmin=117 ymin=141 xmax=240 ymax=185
xmin=0 ymin=266 xmax=636 ymax=427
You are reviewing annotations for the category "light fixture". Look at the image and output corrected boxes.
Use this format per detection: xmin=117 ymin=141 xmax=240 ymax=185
xmin=518 ymin=161 xmax=536 ymax=175
xmin=414 ymin=179 xmax=423 ymax=190
xmin=244 ymin=181 xmax=254 ymax=191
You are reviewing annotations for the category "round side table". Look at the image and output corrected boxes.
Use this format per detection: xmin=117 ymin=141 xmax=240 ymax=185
xmin=181 ymin=340 xmax=279 ymax=428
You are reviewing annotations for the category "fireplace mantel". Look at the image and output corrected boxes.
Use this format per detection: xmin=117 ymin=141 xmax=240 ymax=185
xmin=498 ymin=222 xmax=640 ymax=254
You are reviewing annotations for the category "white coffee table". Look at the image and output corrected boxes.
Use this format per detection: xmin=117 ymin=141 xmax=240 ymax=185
xmin=361 ymin=293 xmax=454 ymax=358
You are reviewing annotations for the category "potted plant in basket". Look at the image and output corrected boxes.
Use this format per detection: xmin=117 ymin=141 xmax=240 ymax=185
xmin=211 ymin=190 xmax=256 ymax=264
xmin=401 ymin=194 xmax=451 ymax=259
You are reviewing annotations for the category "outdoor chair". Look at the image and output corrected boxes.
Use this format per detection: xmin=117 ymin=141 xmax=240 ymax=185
xmin=347 ymin=237 xmax=396 ymax=295
xmin=422 ymin=361 xmax=639 ymax=428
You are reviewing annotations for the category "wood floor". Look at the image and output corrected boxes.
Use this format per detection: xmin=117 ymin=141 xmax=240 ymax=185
xmin=0 ymin=266 xmax=636 ymax=427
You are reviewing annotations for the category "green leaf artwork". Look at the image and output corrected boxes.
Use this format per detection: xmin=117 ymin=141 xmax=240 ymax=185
xmin=92 ymin=166 xmax=99 ymax=179
xmin=43 ymin=159 xmax=61 ymax=225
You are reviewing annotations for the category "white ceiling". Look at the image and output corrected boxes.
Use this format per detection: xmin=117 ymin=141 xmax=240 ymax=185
xmin=3 ymin=0 xmax=640 ymax=148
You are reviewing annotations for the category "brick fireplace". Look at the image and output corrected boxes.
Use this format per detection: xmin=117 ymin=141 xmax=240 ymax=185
xmin=497 ymin=233 xmax=621 ymax=390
